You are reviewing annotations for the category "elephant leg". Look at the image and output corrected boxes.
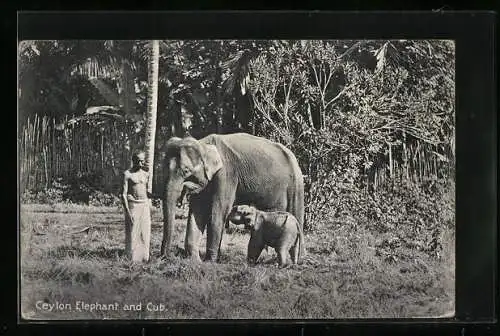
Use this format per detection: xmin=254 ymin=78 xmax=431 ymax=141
xmin=247 ymin=238 xmax=265 ymax=265
xmin=184 ymin=209 xmax=202 ymax=262
xmin=185 ymin=197 xmax=208 ymax=262
xmin=205 ymin=182 xmax=236 ymax=262
xmin=277 ymin=247 xmax=289 ymax=267
xmin=288 ymin=232 xmax=300 ymax=264
xmin=290 ymin=242 xmax=299 ymax=264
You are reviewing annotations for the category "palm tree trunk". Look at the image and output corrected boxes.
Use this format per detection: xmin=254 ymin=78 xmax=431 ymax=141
xmin=145 ymin=40 xmax=159 ymax=193
xmin=126 ymin=40 xmax=158 ymax=263
xmin=214 ymin=59 xmax=223 ymax=133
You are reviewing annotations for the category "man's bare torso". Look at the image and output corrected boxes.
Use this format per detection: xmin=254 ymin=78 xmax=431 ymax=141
xmin=125 ymin=169 xmax=149 ymax=200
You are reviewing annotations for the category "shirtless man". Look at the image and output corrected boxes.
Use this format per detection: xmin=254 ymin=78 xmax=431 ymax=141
xmin=121 ymin=151 xmax=151 ymax=262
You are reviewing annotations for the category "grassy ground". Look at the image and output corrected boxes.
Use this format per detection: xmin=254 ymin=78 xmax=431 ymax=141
xmin=19 ymin=203 xmax=455 ymax=320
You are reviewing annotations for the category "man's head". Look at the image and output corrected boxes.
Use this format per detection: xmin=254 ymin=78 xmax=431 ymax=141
xmin=132 ymin=151 xmax=146 ymax=170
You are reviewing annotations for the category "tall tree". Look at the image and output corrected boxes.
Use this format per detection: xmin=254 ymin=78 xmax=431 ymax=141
xmin=145 ymin=40 xmax=159 ymax=193
xmin=123 ymin=40 xmax=159 ymax=263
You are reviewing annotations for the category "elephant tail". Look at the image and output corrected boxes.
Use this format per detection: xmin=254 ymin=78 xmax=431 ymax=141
xmin=278 ymin=144 xmax=305 ymax=229
xmin=295 ymin=218 xmax=305 ymax=264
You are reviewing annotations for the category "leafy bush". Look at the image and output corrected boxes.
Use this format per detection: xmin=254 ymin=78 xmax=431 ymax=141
xmin=244 ymin=40 xmax=454 ymax=237
xmin=370 ymin=178 xmax=454 ymax=261
xmin=309 ymin=176 xmax=455 ymax=261
xmin=21 ymin=188 xmax=66 ymax=205
xmin=21 ymin=179 xmax=68 ymax=205
xmin=88 ymin=190 xmax=121 ymax=207
xmin=21 ymin=176 xmax=121 ymax=207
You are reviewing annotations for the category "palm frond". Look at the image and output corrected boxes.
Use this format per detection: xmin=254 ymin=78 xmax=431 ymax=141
xmin=373 ymin=41 xmax=402 ymax=74
xmin=221 ymin=49 xmax=254 ymax=95
xmin=373 ymin=42 xmax=389 ymax=74
xmin=88 ymin=78 xmax=120 ymax=106
xmin=72 ymin=57 xmax=119 ymax=79
xmin=64 ymin=106 xmax=126 ymax=127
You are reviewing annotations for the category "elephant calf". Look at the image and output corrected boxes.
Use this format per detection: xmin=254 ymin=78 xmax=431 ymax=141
xmin=227 ymin=205 xmax=304 ymax=266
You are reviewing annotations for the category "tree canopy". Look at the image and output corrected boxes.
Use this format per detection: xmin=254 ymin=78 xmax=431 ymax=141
xmin=19 ymin=39 xmax=455 ymax=210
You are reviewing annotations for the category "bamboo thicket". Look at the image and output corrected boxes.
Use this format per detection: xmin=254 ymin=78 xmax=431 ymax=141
xmin=19 ymin=114 xmax=451 ymax=196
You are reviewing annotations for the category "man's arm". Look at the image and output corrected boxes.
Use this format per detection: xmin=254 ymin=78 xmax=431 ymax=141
xmin=121 ymin=171 xmax=133 ymax=221
xmin=176 ymin=186 xmax=184 ymax=207
xmin=145 ymin=171 xmax=154 ymax=199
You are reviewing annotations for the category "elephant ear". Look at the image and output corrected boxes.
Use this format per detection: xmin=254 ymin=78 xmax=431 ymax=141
xmin=201 ymin=144 xmax=223 ymax=181
xmin=165 ymin=137 xmax=183 ymax=150
xmin=178 ymin=145 xmax=201 ymax=178
xmin=163 ymin=137 xmax=183 ymax=159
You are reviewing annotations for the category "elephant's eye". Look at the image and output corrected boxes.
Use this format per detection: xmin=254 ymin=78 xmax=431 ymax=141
xmin=178 ymin=166 xmax=191 ymax=178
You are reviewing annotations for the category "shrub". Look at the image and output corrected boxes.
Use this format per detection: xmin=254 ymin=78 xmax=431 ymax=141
xmin=89 ymin=190 xmax=121 ymax=207
xmin=309 ymin=176 xmax=455 ymax=261
xmin=21 ymin=175 xmax=122 ymax=207
xmin=370 ymin=178 xmax=454 ymax=261
xmin=245 ymin=40 xmax=454 ymax=235
xmin=21 ymin=179 xmax=68 ymax=205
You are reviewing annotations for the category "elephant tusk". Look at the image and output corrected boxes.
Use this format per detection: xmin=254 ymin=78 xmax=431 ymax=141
xmin=182 ymin=181 xmax=199 ymax=190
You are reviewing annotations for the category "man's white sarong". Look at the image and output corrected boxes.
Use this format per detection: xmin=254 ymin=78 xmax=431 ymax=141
xmin=125 ymin=197 xmax=151 ymax=262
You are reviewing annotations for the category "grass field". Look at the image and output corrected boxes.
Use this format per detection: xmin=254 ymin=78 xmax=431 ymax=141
xmin=19 ymin=202 xmax=455 ymax=320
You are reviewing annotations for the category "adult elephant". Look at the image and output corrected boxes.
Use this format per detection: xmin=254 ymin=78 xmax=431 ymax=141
xmin=160 ymin=133 xmax=304 ymax=262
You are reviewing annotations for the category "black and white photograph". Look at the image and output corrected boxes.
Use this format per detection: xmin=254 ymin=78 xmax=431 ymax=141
xmin=18 ymin=39 xmax=456 ymax=320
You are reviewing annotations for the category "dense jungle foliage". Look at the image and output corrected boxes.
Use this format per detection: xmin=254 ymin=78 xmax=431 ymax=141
xmin=19 ymin=39 xmax=455 ymax=250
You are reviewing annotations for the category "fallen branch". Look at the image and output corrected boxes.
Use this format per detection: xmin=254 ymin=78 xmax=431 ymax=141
xmin=70 ymin=226 xmax=91 ymax=235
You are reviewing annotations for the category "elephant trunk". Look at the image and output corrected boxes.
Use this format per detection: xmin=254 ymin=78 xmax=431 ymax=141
xmin=160 ymin=178 xmax=184 ymax=257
